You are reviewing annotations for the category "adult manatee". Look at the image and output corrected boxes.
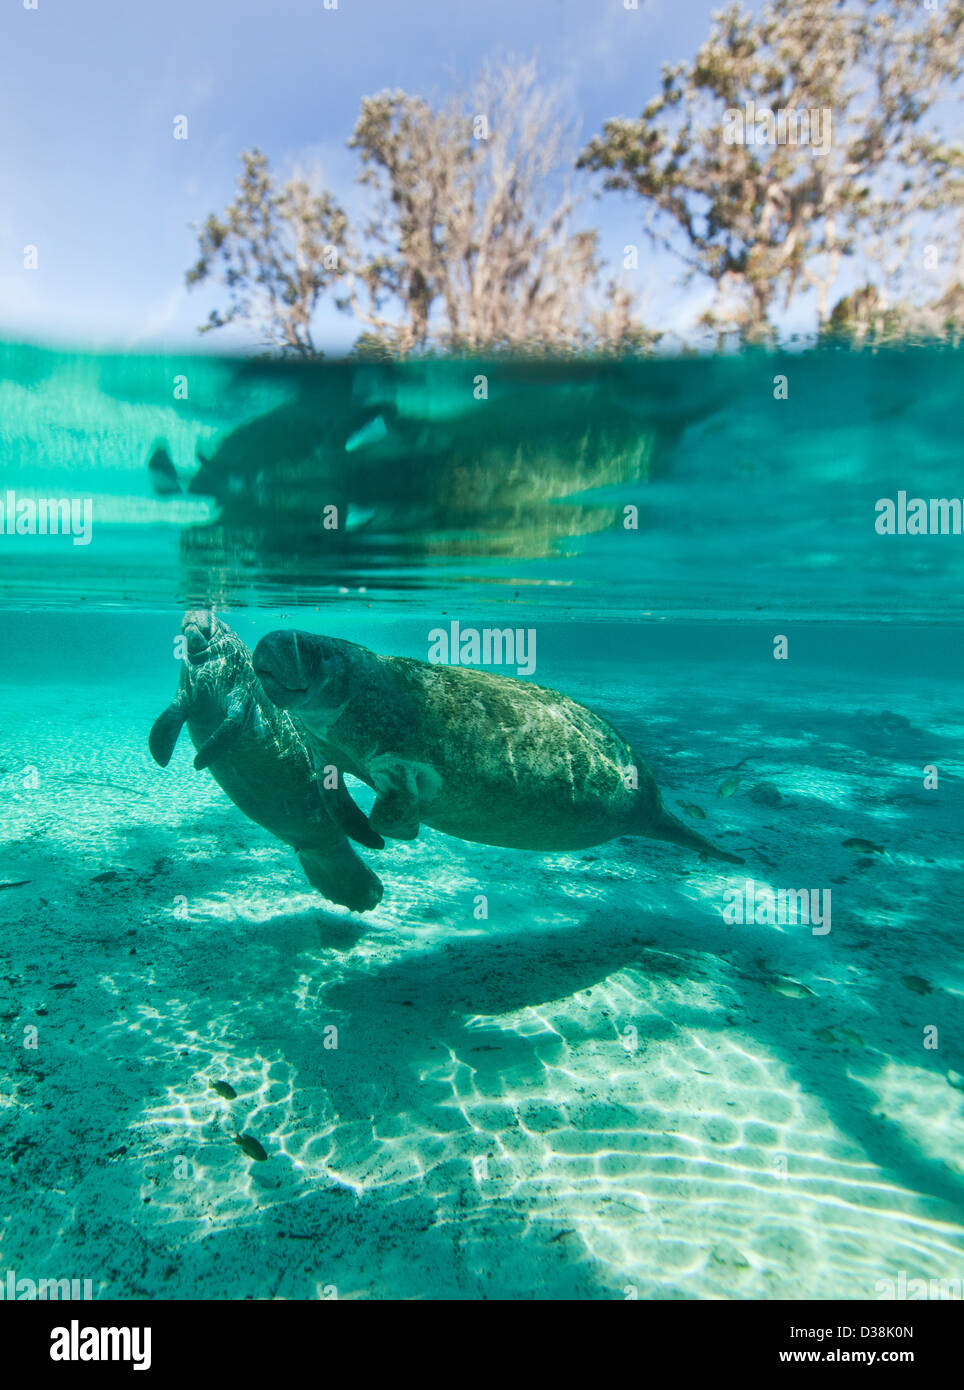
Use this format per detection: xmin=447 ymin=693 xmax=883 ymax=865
xmin=251 ymin=630 xmax=744 ymax=865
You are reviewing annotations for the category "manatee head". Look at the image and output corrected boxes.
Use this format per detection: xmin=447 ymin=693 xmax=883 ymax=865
xmin=253 ymin=630 xmax=349 ymax=711
xmin=181 ymin=610 xmax=224 ymax=665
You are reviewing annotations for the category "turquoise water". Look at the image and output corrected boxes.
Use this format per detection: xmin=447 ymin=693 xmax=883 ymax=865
xmin=1 ymin=345 xmax=962 ymax=1300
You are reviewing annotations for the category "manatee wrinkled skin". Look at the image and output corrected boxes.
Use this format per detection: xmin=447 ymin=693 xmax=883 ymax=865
xmin=252 ymin=630 xmax=744 ymax=865
xmin=149 ymin=612 xmax=384 ymax=912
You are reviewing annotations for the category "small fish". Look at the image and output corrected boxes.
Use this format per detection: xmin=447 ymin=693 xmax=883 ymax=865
xmin=767 ymin=978 xmax=815 ymax=1000
xmin=677 ymin=801 xmax=707 ymax=820
xmin=717 ymin=774 xmax=741 ymax=799
xmin=0 ymin=881 xmax=30 ymax=891
xmin=837 ymin=1027 xmax=865 ymax=1047
xmin=842 ymin=838 xmax=886 ymax=855
xmin=92 ymin=871 xmax=120 ymax=883
xmin=234 ymin=1133 xmax=268 ymax=1162
xmin=814 ymin=1027 xmax=838 ymax=1043
xmin=211 ymin=1081 xmax=237 ymax=1100
xmin=901 ymin=975 xmax=932 ymax=996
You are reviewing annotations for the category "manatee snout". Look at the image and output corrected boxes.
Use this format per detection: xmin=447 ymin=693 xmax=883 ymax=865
xmin=253 ymin=630 xmax=322 ymax=708
xmin=182 ymin=609 xmax=218 ymax=661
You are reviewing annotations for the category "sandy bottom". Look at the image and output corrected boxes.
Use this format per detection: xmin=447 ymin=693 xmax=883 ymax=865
xmin=1 ymin=660 xmax=963 ymax=1300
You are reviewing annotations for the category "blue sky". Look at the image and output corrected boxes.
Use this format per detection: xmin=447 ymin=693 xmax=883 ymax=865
xmin=0 ymin=0 xmax=825 ymax=352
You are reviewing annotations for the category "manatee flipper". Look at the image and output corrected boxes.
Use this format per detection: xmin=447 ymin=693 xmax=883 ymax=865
xmin=149 ymin=700 xmax=188 ymax=767
xmin=369 ymin=761 xmax=420 ymax=840
xmin=310 ymin=751 xmax=385 ymax=850
xmin=193 ymin=694 xmax=250 ymax=770
xmin=326 ymin=778 xmax=386 ymax=851
xmin=297 ymin=847 xmax=383 ymax=913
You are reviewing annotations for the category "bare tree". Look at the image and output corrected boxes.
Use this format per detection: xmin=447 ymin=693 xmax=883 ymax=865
xmin=187 ymin=62 xmax=649 ymax=355
xmin=186 ymin=149 xmax=348 ymax=355
xmin=579 ymin=0 xmax=963 ymax=343
xmin=346 ymin=58 xmax=641 ymax=352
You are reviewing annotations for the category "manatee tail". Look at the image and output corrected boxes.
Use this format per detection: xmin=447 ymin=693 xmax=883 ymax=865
xmin=647 ymin=805 xmax=745 ymax=867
